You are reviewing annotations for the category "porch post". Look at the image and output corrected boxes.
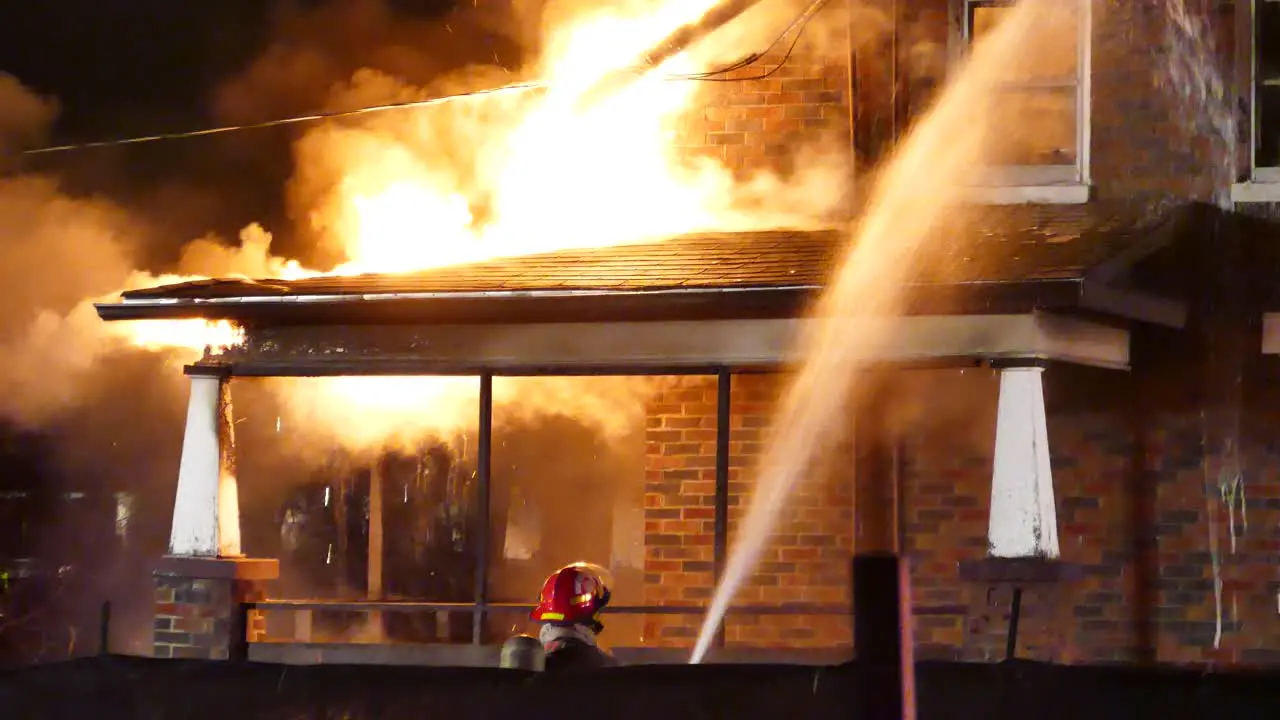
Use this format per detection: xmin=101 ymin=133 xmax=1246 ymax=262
xmin=852 ymin=378 xmax=916 ymax=720
xmin=152 ymin=365 xmax=277 ymax=661
xmin=987 ymin=364 xmax=1060 ymax=559
xmin=169 ymin=368 xmax=240 ymax=557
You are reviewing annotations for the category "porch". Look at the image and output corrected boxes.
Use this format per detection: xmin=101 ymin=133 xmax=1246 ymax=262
xmin=95 ymin=203 xmax=1199 ymax=666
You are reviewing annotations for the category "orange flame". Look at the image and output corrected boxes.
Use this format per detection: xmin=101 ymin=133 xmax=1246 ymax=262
xmin=325 ymin=0 xmax=733 ymax=276
xmin=107 ymin=0 xmax=845 ymax=442
xmin=111 ymin=319 xmax=246 ymax=356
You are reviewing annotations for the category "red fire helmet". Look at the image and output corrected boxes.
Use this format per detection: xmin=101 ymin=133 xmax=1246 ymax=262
xmin=530 ymin=562 xmax=613 ymax=625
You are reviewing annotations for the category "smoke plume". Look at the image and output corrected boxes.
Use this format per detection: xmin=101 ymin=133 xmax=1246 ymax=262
xmin=0 ymin=0 xmax=870 ymax=655
xmin=0 ymin=73 xmax=57 ymax=158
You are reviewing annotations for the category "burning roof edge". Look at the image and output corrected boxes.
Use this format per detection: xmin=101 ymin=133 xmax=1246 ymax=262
xmin=93 ymin=212 xmax=1205 ymax=328
xmin=93 ymin=278 xmax=1187 ymax=329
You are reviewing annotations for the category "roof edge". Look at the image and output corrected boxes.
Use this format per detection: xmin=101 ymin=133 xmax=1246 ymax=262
xmin=93 ymin=280 xmax=1103 ymax=326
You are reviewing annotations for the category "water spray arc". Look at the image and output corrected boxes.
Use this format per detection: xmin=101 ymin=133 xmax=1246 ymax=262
xmin=688 ymin=0 xmax=1059 ymax=665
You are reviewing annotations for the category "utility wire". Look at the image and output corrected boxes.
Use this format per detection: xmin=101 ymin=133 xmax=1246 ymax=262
xmin=20 ymin=0 xmax=830 ymax=157
xmin=670 ymin=3 xmax=823 ymax=83
xmin=667 ymin=0 xmax=830 ymax=81
xmin=21 ymin=80 xmax=551 ymax=156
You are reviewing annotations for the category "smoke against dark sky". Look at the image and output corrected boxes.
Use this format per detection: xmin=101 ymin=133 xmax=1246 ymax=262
xmin=0 ymin=74 xmax=56 ymax=155
xmin=0 ymin=0 xmax=865 ymax=657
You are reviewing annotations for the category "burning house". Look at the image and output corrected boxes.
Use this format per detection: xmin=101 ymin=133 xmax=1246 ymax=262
xmin=79 ymin=0 xmax=1280 ymax=670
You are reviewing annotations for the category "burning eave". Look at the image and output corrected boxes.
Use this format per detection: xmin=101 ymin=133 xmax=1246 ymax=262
xmin=92 ymin=217 xmax=1196 ymax=329
xmin=94 ymin=285 xmax=822 ymax=326
xmin=92 ymin=280 xmax=1184 ymax=329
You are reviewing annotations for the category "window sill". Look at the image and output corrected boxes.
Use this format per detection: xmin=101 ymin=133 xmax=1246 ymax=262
xmin=965 ymin=184 xmax=1090 ymax=205
xmin=1231 ymin=181 xmax=1280 ymax=204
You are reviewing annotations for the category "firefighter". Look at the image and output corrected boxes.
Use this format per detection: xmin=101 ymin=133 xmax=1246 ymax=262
xmin=529 ymin=562 xmax=618 ymax=670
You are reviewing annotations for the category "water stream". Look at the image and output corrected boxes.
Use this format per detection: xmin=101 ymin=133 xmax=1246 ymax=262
xmin=690 ymin=0 xmax=1066 ymax=663
xmin=1161 ymin=0 xmax=1236 ymax=209
xmin=1159 ymin=0 xmax=1239 ymax=650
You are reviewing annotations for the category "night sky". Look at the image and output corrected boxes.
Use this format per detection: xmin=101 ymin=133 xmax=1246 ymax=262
xmin=0 ymin=1 xmax=458 ymax=139
xmin=0 ymin=0 xmax=472 ymax=265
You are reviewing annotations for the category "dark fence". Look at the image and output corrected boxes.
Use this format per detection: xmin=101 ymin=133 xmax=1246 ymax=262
xmin=1 ymin=655 xmax=1278 ymax=720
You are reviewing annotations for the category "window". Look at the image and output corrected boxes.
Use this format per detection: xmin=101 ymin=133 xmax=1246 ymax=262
xmin=961 ymin=0 xmax=1089 ymax=187
xmin=1253 ymin=0 xmax=1280 ymax=180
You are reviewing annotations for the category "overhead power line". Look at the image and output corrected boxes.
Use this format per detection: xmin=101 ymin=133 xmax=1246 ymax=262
xmin=21 ymin=0 xmax=829 ymax=157
xmin=21 ymin=81 xmax=551 ymax=156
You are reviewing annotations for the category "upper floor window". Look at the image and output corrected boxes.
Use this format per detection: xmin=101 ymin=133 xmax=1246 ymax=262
xmin=960 ymin=0 xmax=1090 ymax=188
xmin=1252 ymin=0 xmax=1280 ymax=181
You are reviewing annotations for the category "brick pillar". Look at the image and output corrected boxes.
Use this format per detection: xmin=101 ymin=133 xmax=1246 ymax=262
xmin=153 ymin=557 xmax=278 ymax=660
xmin=151 ymin=367 xmax=279 ymax=661
xmin=961 ymin=362 xmax=1080 ymax=662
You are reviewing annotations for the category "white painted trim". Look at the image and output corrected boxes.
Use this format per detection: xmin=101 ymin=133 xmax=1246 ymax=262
xmin=238 ymin=313 xmax=1131 ymax=372
xmin=966 ymin=184 xmax=1090 ymax=205
xmin=987 ymin=366 xmax=1061 ymax=559
xmin=1078 ymin=0 xmax=1092 ymax=185
xmin=1260 ymin=313 xmax=1280 ymax=354
xmin=1251 ymin=0 xmax=1260 ymax=176
xmin=1232 ymin=181 xmax=1280 ymax=203
xmin=955 ymin=0 xmax=1091 ymax=188
xmin=1255 ymin=167 xmax=1280 ymax=183
xmin=1247 ymin=0 xmax=1280 ymax=181
xmin=169 ymin=374 xmax=241 ymax=557
xmin=972 ymin=164 xmax=1080 ymax=186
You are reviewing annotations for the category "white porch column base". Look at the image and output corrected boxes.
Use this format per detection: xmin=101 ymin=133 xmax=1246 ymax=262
xmin=169 ymin=371 xmax=241 ymax=557
xmin=987 ymin=366 xmax=1060 ymax=559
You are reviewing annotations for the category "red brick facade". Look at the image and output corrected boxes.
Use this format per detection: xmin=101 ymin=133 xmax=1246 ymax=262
xmin=151 ymin=1 xmax=1280 ymax=668
xmin=152 ymin=558 xmax=277 ymax=660
xmin=154 ymin=574 xmax=270 ymax=660
xmin=641 ymin=375 xmax=853 ymax=649
xmin=628 ymin=0 xmax=1280 ymax=667
xmin=671 ymin=2 xmax=852 ymax=184
xmin=633 ymin=348 xmax=1280 ymax=666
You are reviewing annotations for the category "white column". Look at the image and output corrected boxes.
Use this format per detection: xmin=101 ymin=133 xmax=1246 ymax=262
xmin=168 ymin=372 xmax=242 ymax=557
xmin=987 ymin=366 xmax=1060 ymax=559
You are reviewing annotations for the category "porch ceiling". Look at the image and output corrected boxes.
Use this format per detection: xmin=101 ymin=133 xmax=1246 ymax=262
xmin=96 ymin=202 xmax=1190 ymax=329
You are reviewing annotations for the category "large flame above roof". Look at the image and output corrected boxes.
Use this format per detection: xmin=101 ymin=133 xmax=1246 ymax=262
xmin=108 ymin=0 xmax=847 ymax=354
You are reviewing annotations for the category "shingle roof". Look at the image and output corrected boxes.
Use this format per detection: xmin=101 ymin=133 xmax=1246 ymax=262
xmin=98 ymin=200 xmax=1197 ymax=327
xmin=122 ymin=229 xmax=840 ymax=301
xmin=121 ymin=201 xmax=1171 ymax=304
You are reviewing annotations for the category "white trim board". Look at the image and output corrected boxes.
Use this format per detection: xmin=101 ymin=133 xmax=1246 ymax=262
xmin=234 ymin=313 xmax=1131 ymax=372
xmin=954 ymin=0 xmax=1093 ymax=199
xmin=1259 ymin=313 xmax=1280 ymax=354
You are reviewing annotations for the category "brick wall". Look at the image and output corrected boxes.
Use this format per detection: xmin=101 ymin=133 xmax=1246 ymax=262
xmin=671 ymin=2 xmax=852 ymax=184
xmin=635 ymin=357 xmax=1280 ymax=665
xmin=1141 ymin=357 xmax=1280 ymax=666
xmin=626 ymin=0 xmax=1280 ymax=665
xmin=1089 ymin=0 xmax=1230 ymax=202
xmin=892 ymin=365 xmax=1200 ymax=664
xmin=641 ymin=374 xmax=852 ymax=649
xmin=665 ymin=0 xmax=1246 ymax=205
xmin=638 ymin=367 xmax=1145 ymax=658
xmin=153 ymin=575 xmax=270 ymax=660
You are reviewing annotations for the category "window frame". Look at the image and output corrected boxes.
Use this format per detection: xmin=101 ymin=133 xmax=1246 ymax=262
xmin=956 ymin=0 xmax=1093 ymax=188
xmin=1251 ymin=0 xmax=1280 ymax=182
